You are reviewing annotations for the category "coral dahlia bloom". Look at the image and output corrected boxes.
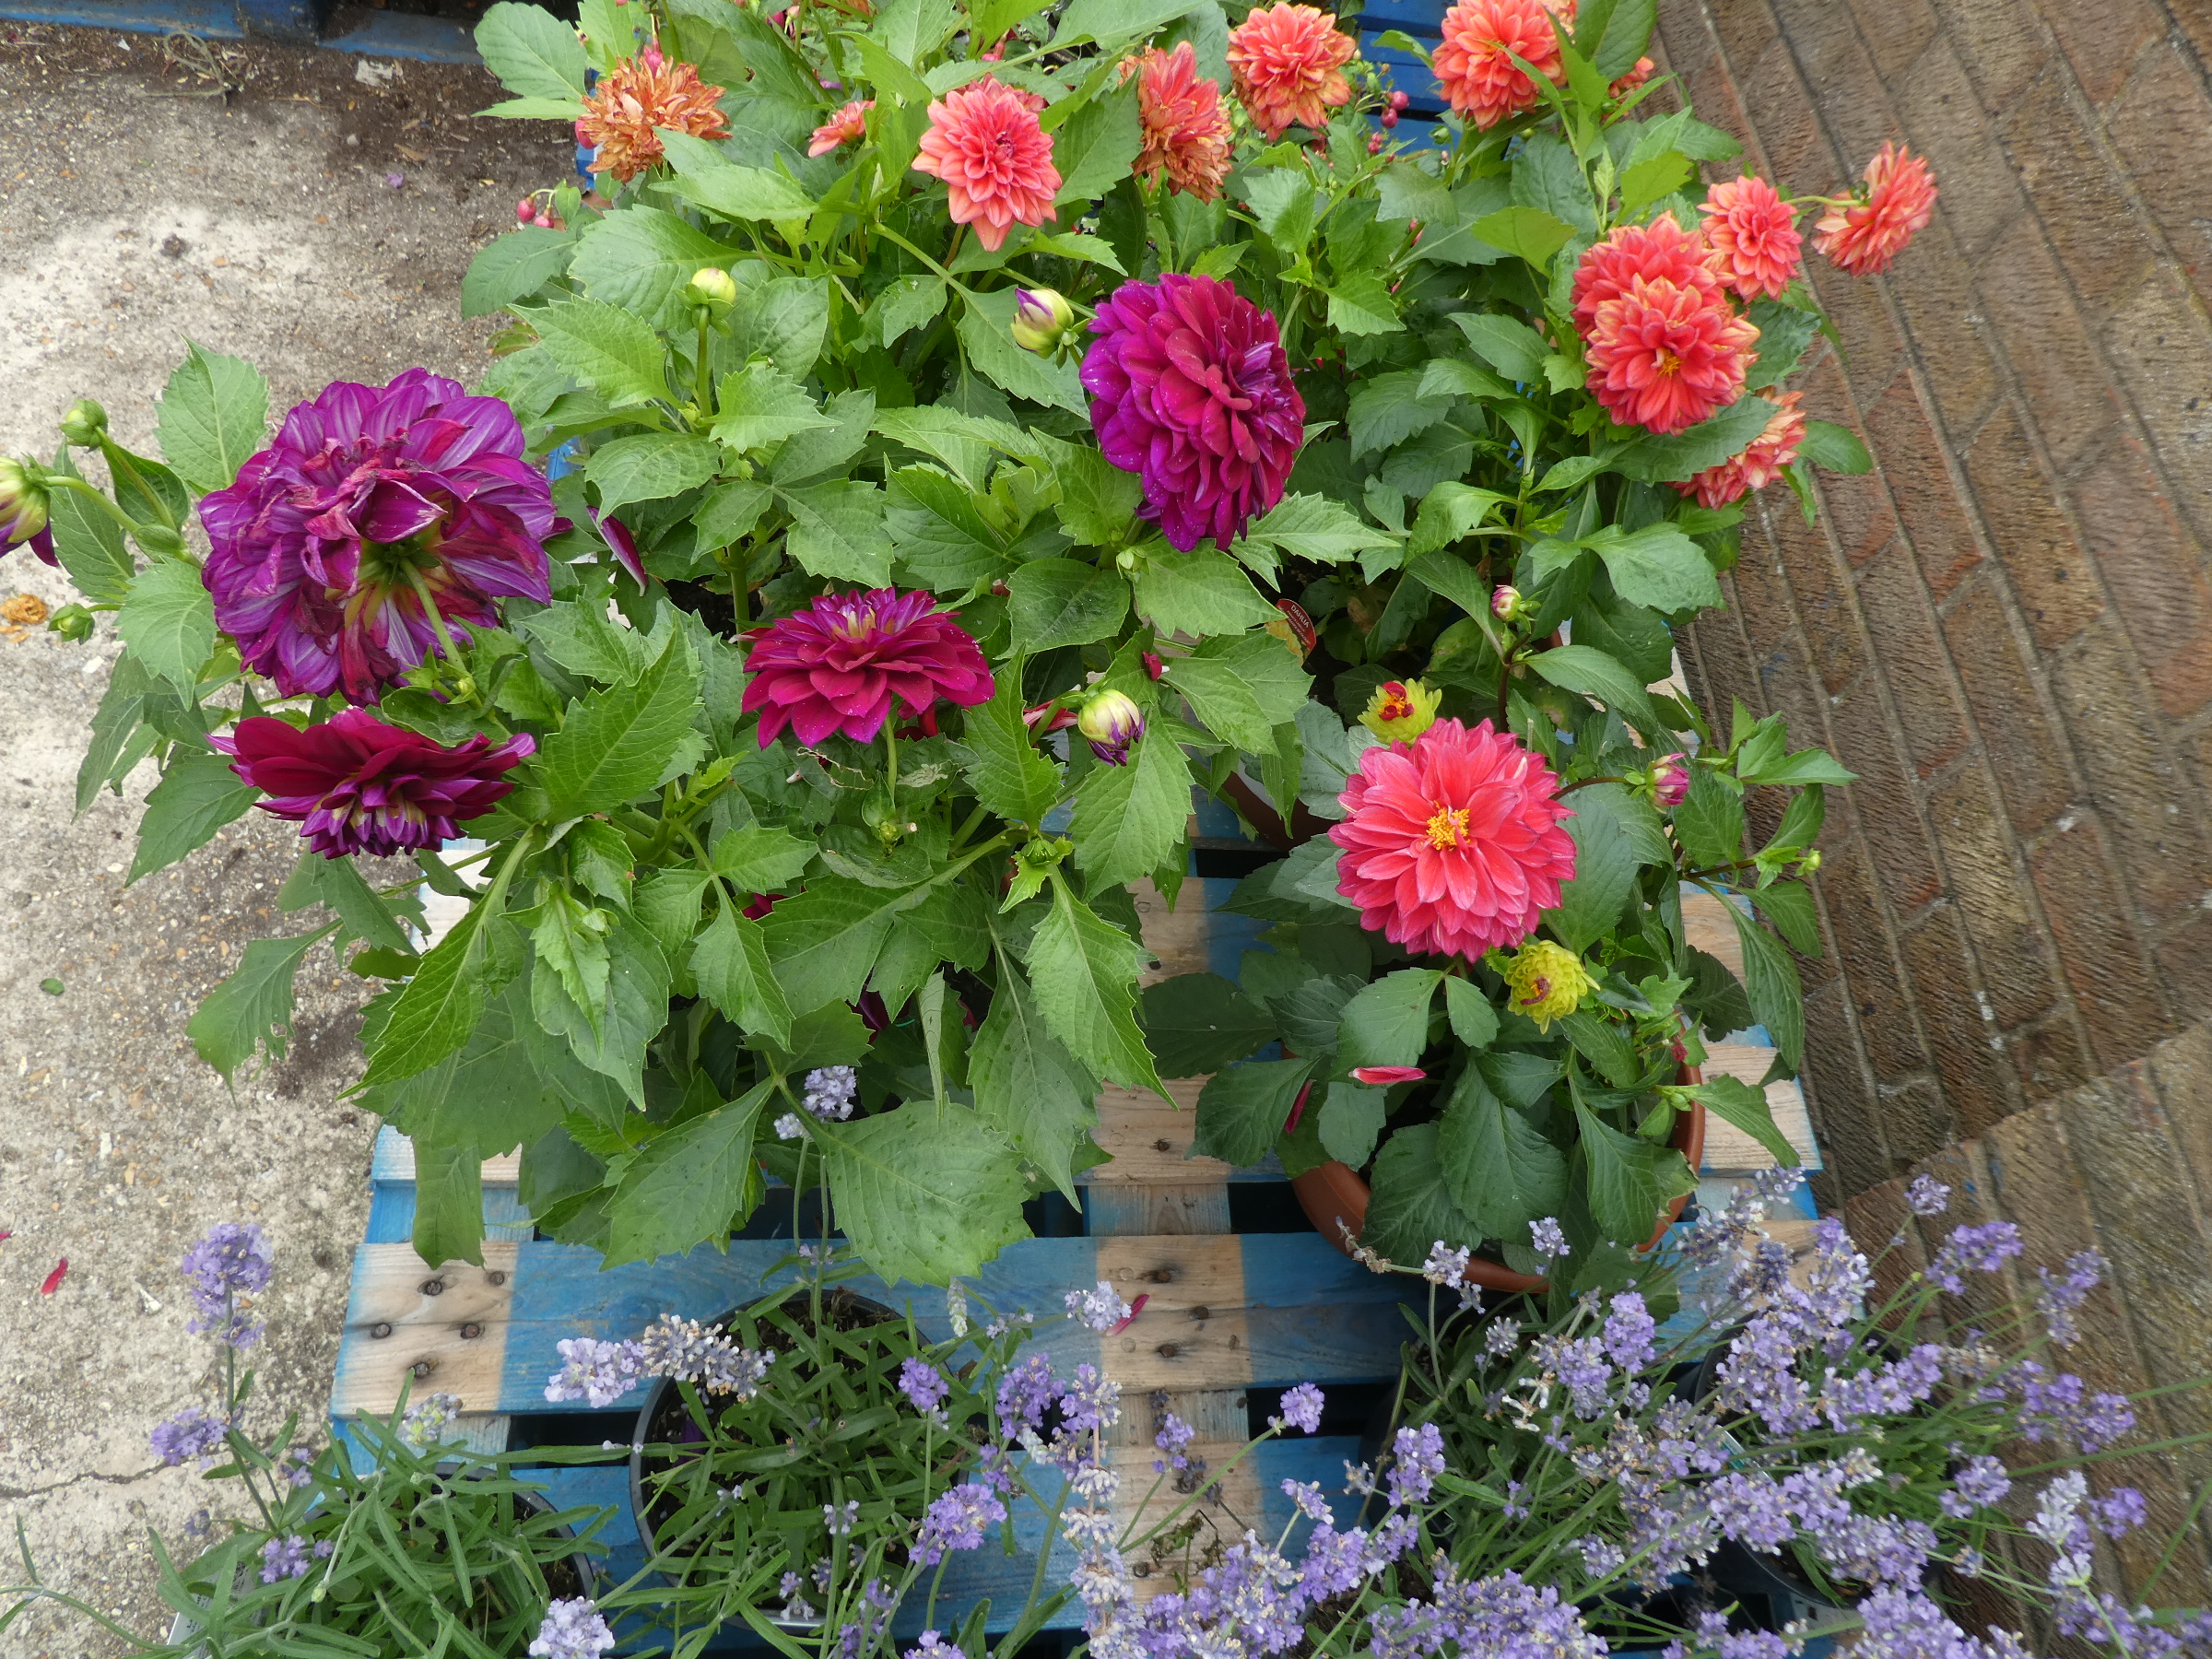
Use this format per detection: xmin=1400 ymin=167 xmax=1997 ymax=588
xmin=1433 ymin=0 xmax=1572 ymax=131
xmin=1330 ymin=717 xmax=1578 ymax=961
xmin=1701 ymin=173 xmax=1804 ymax=301
xmin=1584 ymin=276 xmax=1760 ymax=434
xmin=1608 ymin=55 xmax=1653 ymax=99
xmin=578 ymin=53 xmax=731 ymax=183
xmin=1815 ymin=142 xmax=1938 ymax=276
xmin=1227 ymin=4 xmax=1357 ymax=140
xmin=740 ymin=588 xmax=994 ymax=747
xmin=912 ymin=77 xmax=1060 ymax=252
xmin=1675 ymin=390 xmax=1806 ymax=507
xmin=1129 ymin=41 xmax=1233 ymax=202
xmin=808 ymin=99 xmax=874 ymax=158
xmin=198 ymin=370 xmax=555 ymax=705
xmin=1570 ymin=212 xmax=1722 ymax=339
xmin=214 ymin=710 xmax=534 ymax=859
xmin=1081 ymin=274 xmax=1305 ymax=552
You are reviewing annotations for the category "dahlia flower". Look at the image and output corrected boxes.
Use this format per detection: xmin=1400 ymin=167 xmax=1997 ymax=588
xmin=1128 ymin=41 xmax=1233 ymax=202
xmin=740 ymin=588 xmax=994 ymax=747
xmin=1081 ymin=274 xmax=1304 ymax=551
xmin=197 ymin=370 xmax=555 ymax=704
xmin=1648 ymin=751 xmax=1691 ymax=809
xmin=1583 ymin=276 xmax=1760 ymax=434
xmin=1609 ymin=55 xmax=1653 ymax=99
xmin=1077 ymin=687 xmax=1145 ymax=764
xmin=1675 ymin=390 xmax=1806 ymax=506
xmin=1701 ymin=173 xmax=1804 ymax=300
xmin=1359 ymin=677 xmax=1441 ymax=744
xmin=1329 ymin=717 xmax=1578 ymax=960
xmin=809 ymin=98 xmax=873 ymax=158
xmin=213 ymin=709 xmax=535 ymax=858
xmin=1226 ymin=3 xmax=1357 ymax=140
xmin=1500 ymin=937 xmax=1596 ymax=1030
xmin=1815 ymin=142 xmax=1938 ymax=276
xmin=1433 ymin=0 xmax=1573 ymax=131
xmin=0 ymin=456 xmax=54 ymax=565
xmin=578 ymin=53 xmax=730 ymax=183
xmin=912 ymin=76 xmax=1060 ymax=252
xmin=1570 ymin=212 xmax=1723 ymax=339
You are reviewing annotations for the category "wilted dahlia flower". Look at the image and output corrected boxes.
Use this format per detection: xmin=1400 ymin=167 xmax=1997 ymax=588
xmin=579 ymin=51 xmax=731 ymax=183
xmin=1129 ymin=41 xmax=1233 ymax=202
xmin=1675 ymin=390 xmax=1806 ymax=506
xmin=740 ymin=588 xmax=994 ymax=747
xmin=1700 ymin=173 xmax=1804 ymax=301
xmin=1329 ymin=717 xmax=1578 ymax=960
xmin=1816 ymin=142 xmax=1938 ymax=276
xmin=912 ymin=76 xmax=1060 ymax=252
xmin=197 ymin=370 xmax=554 ymax=704
xmin=1433 ymin=0 xmax=1573 ymax=131
xmin=1081 ymin=274 xmax=1304 ymax=552
xmin=1226 ymin=3 xmax=1357 ymax=139
xmin=213 ymin=709 xmax=535 ymax=858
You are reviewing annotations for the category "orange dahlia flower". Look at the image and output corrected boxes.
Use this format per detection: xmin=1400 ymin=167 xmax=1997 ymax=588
xmin=1129 ymin=41 xmax=1234 ymax=202
xmin=1608 ymin=55 xmax=1653 ymax=99
xmin=912 ymin=76 xmax=1061 ymax=252
xmin=1583 ymin=276 xmax=1759 ymax=434
xmin=1816 ymin=142 xmax=1937 ymax=276
xmin=1227 ymin=3 xmax=1358 ymax=140
xmin=1433 ymin=0 xmax=1574 ymax=131
xmin=578 ymin=52 xmax=730 ymax=184
xmin=1675 ymin=390 xmax=1806 ymax=507
xmin=1701 ymin=173 xmax=1804 ymax=300
xmin=1570 ymin=211 xmax=1721 ymax=337
xmin=808 ymin=99 xmax=874 ymax=158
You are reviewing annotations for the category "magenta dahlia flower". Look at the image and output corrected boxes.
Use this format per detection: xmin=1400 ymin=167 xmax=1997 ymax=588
xmin=1329 ymin=717 xmax=1578 ymax=960
xmin=213 ymin=709 xmax=535 ymax=858
xmin=198 ymin=370 xmax=555 ymax=705
xmin=1081 ymin=274 xmax=1304 ymax=552
xmin=740 ymin=588 xmax=994 ymax=747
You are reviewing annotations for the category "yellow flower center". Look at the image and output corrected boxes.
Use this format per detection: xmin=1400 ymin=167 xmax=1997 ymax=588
xmin=1425 ymin=806 xmax=1471 ymax=851
xmin=1654 ymin=347 xmax=1681 ymax=376
xmin=1379 ymin=683 xmax=1411 ymax=720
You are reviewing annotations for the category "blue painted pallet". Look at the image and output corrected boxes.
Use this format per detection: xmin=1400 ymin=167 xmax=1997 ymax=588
xmin=0 ymin=0 xmax=478 ymax=60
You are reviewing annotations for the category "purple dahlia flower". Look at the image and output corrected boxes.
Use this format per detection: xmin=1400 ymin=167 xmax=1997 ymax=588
xmin=740 ymin=587 xmax=994 ymax=747
xmin=1080 ymin=273 xmax=1304 ymax=552
xmin=213 ymin=708 xmax=534 ymax=858
xmin=198 ymin=369 xmax=554 ymax=704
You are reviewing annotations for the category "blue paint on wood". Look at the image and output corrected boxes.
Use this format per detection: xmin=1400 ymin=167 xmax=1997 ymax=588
xmin=363 ymin=1178 xmax=535 ymax=1244
xmin=320 ymin=10 xmax=478 ymax=61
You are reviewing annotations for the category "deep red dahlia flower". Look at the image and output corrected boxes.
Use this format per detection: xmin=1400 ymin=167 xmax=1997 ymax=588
xmin=1081 ymin=275 xmax=1305 ymax=553
xmin=214 ymin=709 xmax=534 ymax=858
xmin=739 ymin=588 xmax=994 ymax=747
xmin=198 ymin=370 xmax=555 ymax=706
xmin=1328 ymin=717 xmax=1577 ymax=961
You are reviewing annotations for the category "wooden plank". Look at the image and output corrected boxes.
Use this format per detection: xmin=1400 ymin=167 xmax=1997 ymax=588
xmin=1681 ymin=888 xmax=1746 ymax=979
xmin=332 ymin=1243 xmax=518 ymax=1417
xmin=1699 ymin=1042 xmax=1822 ymax=1172
xmin=1093 ymin=1235 xmax=1253 ymax=1394
xmin=371 ymin=1124 xmax=520 ymax=1187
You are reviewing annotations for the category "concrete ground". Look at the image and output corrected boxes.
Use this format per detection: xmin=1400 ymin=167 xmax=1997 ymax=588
xmin=0 ymin=25 xmax=567 ymax=1653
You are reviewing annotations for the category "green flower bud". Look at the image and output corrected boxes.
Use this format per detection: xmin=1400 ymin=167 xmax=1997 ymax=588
xmin=0 ymin=456 xmax=52 ymax=557
xmin=1010 ymin=288 xmax=1077 ymax=354
xmin=1076 ymin=687 xmax=1145 ymax=765
xmin=684 ymin=265 xmax=738 ymax=316
xmin=135 ymin=524 xmax=186 ymax=559
xmin=59 ymin=400 xmax=108 ymax=447
xmin=46 ymin=602 xmax=95 ymax=642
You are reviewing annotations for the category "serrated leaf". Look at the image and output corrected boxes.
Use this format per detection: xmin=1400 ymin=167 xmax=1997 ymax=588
xmin=1348 ymin=371 xmax=1452 ymax=459
xmin=1797 ymin=418 xmax=1873 ymax=475
xmin=663 ymin=160 xmax=818 ymax=220
xmin=777 ymin=478 xmax=894 ymax=585
xmin=476 ymin=0 xmax=591 ymax=99
xmin=1443 ymin=976 xmax=1499 ymax=1047
xmin=1241 ymin=168 xmax=1317 ymax=250
xmin=584 ymin=431 xmax=722 ymax=514
xmin=460 ymin=227 xmax=574 ymax=318
xmin=412 ymin=1140 xmax=488 ymax=1268
xmin=359 ymin=905 xmax=488 ymax=1087
xmin=532 ymin=911 xmax=672 ymax=1103
xmin=1613 ymin=396 xmax=1773 ymax=483
xmin=1728 ymin=902 xmax=1805 ymax=1071
xmin=1139 ymin=972 xmax=1276 ymax=1077
xmin=1317 ymin=1082 xmax=1387 ymax=1167
xmin=276 ymin=851 xmax=414 ymax=953
xmin=1437 ymin=1066 xmax=1569 ymax=1238
xmin=535 ymin=627 xmax=702 ymax=819
xmin=129 ymin=750 xmax=255 ymax=883
xmin=1335 ymin=968 xmax=1441 ymax=1072
xmin=870 ymin=274 xmax=948 ymax=347
xmin=1237 ymin=493 xmax=1395 ymax=565
xmin=155 ymin=342 xmax=267 ymax=493
xmin=1193 ymin=1057 xmax=1311 ymax=1165
xmin=1550 ymin=784 xmax=1648 ymax=951
xmin=567 ymin=206 xmax=735 ymax=332
xmin=712 ymin=361 xmax=833 ymax=453
xmin=1577 ymin=1102 xmax=1695 ymax=1245
xmin=528 ymin=297 xmax=672 ymax=408
xmin=1688 ymin=1074 xmax=1799 ymax=1168
xmin=952 ymin=677 xmax=1060 ymax=827
xmin=760 ymin=876 xmax=921 ymax=1013
xmin=957 ymin=294 xmax=1088 ymax=413
xmin=890 ymin=465 xmax=1013 ymax=592
xmin=1673 ymin=770 xmax=1745 ymax=868
xmin=710 ymin=825 xmax=814 ymax=891
xmin=1467 ymin=205 xmax=1575 ymax=267
xmin=1362 ymin=1122 xmax=1480 ymax=1260
xmin=812 ymin=1103 xmax=1032 ymax=1283
xmin=1053 ymin=74 xmax=1141 ymax=203
xmin=1028 ymin=883 xmax=1163 ymax=1093
xmin=185 ymin=927 xmax=329 ymax=1082
xmin=604 ymin=1082 xmax=771 ymax=1265
xmin=1007 ymin=558 xmax=1128 ymax=652
xmin=1326 ymin=271 xmax=1402 ymax=335
xmin=1588 ymin=522 xmax=1723 ymax=613
xmin=735 ymin=276 xmax=832 ymax=378
xmin=1053 ymin=445 xmax=1146 ymax=547
xmin=691 ymin=907 xmax=793 ymax=1047
xmin=1526 ymin=642 xmax=1669 ymax=743
xmin=116 ymin=559 xmax=216 ymax=692
xmin=1070 ymin=725 xmax=1190 ymax=889
xmin=46 ymin=448 xmax=135 ymax=606
xmin=970 ymin=966 xmax=1098 ymax=1199
xmin=1132 ymin=547 xmax=1277 ymax=634
xmin=1450 ymin=312 xmax=1549 ymax=382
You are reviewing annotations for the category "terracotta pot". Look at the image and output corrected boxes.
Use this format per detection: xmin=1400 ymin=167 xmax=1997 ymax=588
xmin=1290 ymin=1062 xmax=1706 ymax=1292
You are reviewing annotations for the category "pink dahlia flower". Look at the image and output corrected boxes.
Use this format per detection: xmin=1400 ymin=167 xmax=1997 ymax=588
xmin=809 ymin=99 xmax=873 ymax=158
xmin=1674 ymin=390 xmax=1806 ymax=506
xmin=912 ymin=76 xmax=1060 ymax=252
xmin=1700 ymin=173 xmax=1803 ymax=301
xmin=1570 ymin=212 xmax=1722 ymax=339
xmin=198 ymin=370 xmax=554 ymax=706
xmin=1081 ymin=274 xmax=1305 ymax=552
xmin=1583 ymin=276 xmax=1760 ymax=434
xmin=1433 ymin=0 xmax=1572 ymax=131
xmin=1329 ymin=717 xmax=1578 ymax=961
xmin=1608 ymin=55 xmax=1653 ymax=99
xmin=1816 ymin=142 xmax=1938 ymax=276
xmin=740 ymin=588 xmax=994 ymax=747
xmin=1227 ymin=4 xmax=1358 ymax=139
xmin=214 ymin=709 xmax=534 ymax=858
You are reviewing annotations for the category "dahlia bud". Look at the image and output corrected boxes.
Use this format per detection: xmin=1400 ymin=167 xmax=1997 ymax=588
xmin=58 ymin=400 xmax=107 ymax=447
xmin=1010 ymin=287 xmax=1077 ymax=355
xmin=515 ymin=197 xmax=536 ymax=223
xmin=1649 ymin=751 xmax=1691 ymax=810
xmin=684 ymin=265 xmax=737 ymax=317
xmin=1368 ymin=133 xmax=1384 ymax=155
xmin=46 ymin=602 xmax=95 ymax=642
xmin=1500 ymin=938 xmax=1597 ymax=1033
xmin=1491 ymin=583 xmax=1533 ymax=624
xmin=135 ymin=524 xmax=185 ymax=558
xmin=1380 ymin=107 xmax=1398 ymax=128
xmin=0 ymin=456 xmax=53 ymax=554
xmin=1142 ymin=650 xmax=1165 ymax=680
xmin=1076 ymin=687 xmax=1145 ymax=765
xmin=640 ymin=41 xmax=665 ymax=69
xmin=1390 ymin=89 xmax=1410 ymax=111
xmin=1800 ymin=849 xmax=1822 ymax=875
xmin=1359 ymin=677 xmax=1441 ymax=745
